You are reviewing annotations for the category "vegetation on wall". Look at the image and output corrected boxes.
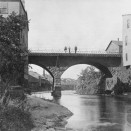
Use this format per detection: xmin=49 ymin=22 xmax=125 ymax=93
xmin=0 ymin=13 xmax=34 ymax=131
xmin=0 ymin=12 xmax=28 ymax=105
xmin=106 ymin=67 xmax=131 ymax=95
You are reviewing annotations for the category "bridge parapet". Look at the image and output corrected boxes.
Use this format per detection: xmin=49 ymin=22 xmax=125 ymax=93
xmin=29 ymin=50 xmax=121 ymax=57
xmin=30 ymin=49 xmax=121 ymax=54
xmin=46 ymin=66 xmax=68 ymax=98
xmin=29 ymin=49 xmax=122 ymax=79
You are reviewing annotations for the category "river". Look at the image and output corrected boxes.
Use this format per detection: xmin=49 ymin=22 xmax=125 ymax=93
xmin=33 ymin=90 xmax=131 ymax=131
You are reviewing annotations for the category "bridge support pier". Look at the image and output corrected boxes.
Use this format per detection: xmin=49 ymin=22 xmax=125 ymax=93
xmin=51 ymin=77 xmax=61 ymax=98
xmin=97 ymin=75 xmax=107 ymax=94
xmin=48 ymin=66 xmax=68 ymax=98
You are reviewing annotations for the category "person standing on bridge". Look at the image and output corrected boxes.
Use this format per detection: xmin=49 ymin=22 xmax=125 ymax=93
xmin=64 ymin=46 xmax=67 ymax=53
xmin=68 ymin=47 xmax=71 ymax=53
xmin=74 ymin=46 xmax=77 ymax=53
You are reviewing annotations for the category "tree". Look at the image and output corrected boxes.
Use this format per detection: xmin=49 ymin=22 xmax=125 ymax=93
xmin=0 ymin=12 xmax=29 ymax=105
xmin=76 ymin=66 xmax=102 ymax=94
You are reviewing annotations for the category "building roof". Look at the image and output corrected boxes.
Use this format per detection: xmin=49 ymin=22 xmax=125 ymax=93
xmin=105 ymin=40 xmax=123 ymax=51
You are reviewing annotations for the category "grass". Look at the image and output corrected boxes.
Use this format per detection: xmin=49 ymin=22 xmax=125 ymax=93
xmin=0 ymin=105 xmax=34 ymax=131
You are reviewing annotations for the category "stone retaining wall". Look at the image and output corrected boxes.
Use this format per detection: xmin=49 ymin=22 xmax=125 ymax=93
xmin=106 ymin=67 xmax=131 ymax=91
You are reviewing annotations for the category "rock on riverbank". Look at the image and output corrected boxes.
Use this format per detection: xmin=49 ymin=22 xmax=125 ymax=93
xmin=26 ymin=95 xmax=73 ymax=131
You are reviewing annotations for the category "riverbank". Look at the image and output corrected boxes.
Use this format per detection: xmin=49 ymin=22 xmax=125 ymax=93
xmin=26 ymin=95 xmax=73 ymax=131
xmin=29 ymin=91 xmax=131 ymax=131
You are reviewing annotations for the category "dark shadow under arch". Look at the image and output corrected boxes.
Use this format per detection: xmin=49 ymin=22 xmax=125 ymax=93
xmin=91 ymin=63 xmax=112 ymax=78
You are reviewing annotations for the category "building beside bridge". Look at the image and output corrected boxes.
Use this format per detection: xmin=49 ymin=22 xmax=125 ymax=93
xmin=106 ymin=14 xmax=131 ymax=68
xmin=0 ymin=0 xmax=29 ymax=79
xmin=122 ymin=14 xmax=131 ymax=67
xmin=0 ymin=0 xmax=28 ymax=49
xmin=0 ymin=0 xmax=26 ymax=16
xmin=105 ymin=39 xmax=123 ymax=53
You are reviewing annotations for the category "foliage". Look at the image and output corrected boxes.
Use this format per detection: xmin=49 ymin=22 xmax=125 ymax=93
xmin=0 ymin=105 xmax=34 ymax=131
xmin=0 ymin=12 xmax=29 ymax=106
xmin=113 ymin=78 xmax=124 ymax=95
xmin=113 ymin=77 xmax=131 ymax=95
xmin=0 ymin=12 xmax=28 ymax=87
xmin=76 ymin=66 xmax=102 ymax=94
xmin=61 ymin=78 xmax=76 ymax=90
xmin=106 ymin=67 xmax=131 ymax=95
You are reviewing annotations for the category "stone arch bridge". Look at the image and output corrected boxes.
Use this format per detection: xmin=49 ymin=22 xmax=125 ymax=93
xmin=29 ymin=50 xmax=122 ymax=97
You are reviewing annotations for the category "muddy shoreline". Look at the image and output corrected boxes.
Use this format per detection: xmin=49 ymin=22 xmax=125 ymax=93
xmin=26 ymin=95 xmax=73 ymax=131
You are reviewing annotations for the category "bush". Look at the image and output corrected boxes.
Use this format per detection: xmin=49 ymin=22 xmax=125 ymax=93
xmin=113 ymin=78 xmax=124 ymax=95
xmin=0 ymin=105 xmax=34 ymax=131
xmin=76 ymin=66 xmax=102 ymax=95
xmin=112 ymin=78 xmax=131 ymax=95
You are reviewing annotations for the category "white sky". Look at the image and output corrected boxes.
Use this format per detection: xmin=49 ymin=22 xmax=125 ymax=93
xmin=26 ymin=0 xmax=131 ymax=79
xmin=29 ymin=64 xmax=88 ymax=79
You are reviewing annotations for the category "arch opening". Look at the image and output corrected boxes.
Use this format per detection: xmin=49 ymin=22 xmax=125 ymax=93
xmin=28 ymin=64 xmax=54 ymax=92
xmin=61 ymin=64 xmax=94 ymax=80
xmin=61 ymin=64 xmax=101 ymax=91
xmin=61 ymin=64 xmax=109 ymax=93
xmin=61 ymin=63 xmax=112 ymax=79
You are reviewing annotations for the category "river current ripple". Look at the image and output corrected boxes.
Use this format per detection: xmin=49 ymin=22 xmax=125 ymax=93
xmin=33 ymin=91 xmax=131 ymax=131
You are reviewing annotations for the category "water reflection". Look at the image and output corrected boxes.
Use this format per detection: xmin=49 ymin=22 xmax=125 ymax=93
xmin=32 ymin=91 xmax=131 ymax=131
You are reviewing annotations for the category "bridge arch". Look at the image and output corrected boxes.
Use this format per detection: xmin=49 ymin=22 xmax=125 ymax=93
xmin=29 ymin=64 xmax=54 ymax=84
xmin=29 ymin=52 xmax=121 ymax=79
xmin=88 ymin=62 xmax=112 ymax=78
xmin=28 ymin=52 xmax=121 ymax=97
xmin=61 ymin=63 xmax=112 ymax=78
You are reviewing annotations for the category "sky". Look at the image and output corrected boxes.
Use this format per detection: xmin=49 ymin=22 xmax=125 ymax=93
xmin=29 ymin=64 xmax=88 ymax=79
xmin=25 ymin=0 xmax=131 ymax=79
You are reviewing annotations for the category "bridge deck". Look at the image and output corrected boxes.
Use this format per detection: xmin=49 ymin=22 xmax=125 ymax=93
xmin=29 ymin=52 xmax=121 ymax=57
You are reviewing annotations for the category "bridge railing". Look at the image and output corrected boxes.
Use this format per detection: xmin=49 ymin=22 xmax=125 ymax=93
xmin=29 ymin=49 xmax=121 ymax=54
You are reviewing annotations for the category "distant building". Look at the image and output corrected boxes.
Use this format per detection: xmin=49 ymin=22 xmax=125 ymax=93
xmin=0 ymin=0 xmax=29 ymax=81
xmin=122 ymin=14 xmax=131 ymax=67
xmin=105 ymin=39 xmax=123 ymax=53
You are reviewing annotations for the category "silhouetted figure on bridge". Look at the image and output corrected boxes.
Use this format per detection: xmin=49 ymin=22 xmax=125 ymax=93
xmin=64 ymin=46 xmax=67 ymax=53
xmin=68 ymin=47 xmax=71 ymax=53
xmin=74 ymin=46 xmax=77 ymax=53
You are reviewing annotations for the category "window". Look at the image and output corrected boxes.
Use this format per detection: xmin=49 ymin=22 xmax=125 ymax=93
xmin=126 ymin=53 xmax=128 ymax=61
xmin=127 ymin=19 xmax=130 ymax=28
xmin=0 ymin=2 xmax=8 ymax=14
xmin=125 ymin=36 xmax=128 ymax=46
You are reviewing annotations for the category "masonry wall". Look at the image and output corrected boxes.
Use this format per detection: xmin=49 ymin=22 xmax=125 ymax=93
xmin=106 ymin=67 xmax=131 ymax=90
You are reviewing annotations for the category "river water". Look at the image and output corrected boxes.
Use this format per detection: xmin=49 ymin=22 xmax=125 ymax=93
xmin=33 ymin=90 xmax=131 ymax=131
